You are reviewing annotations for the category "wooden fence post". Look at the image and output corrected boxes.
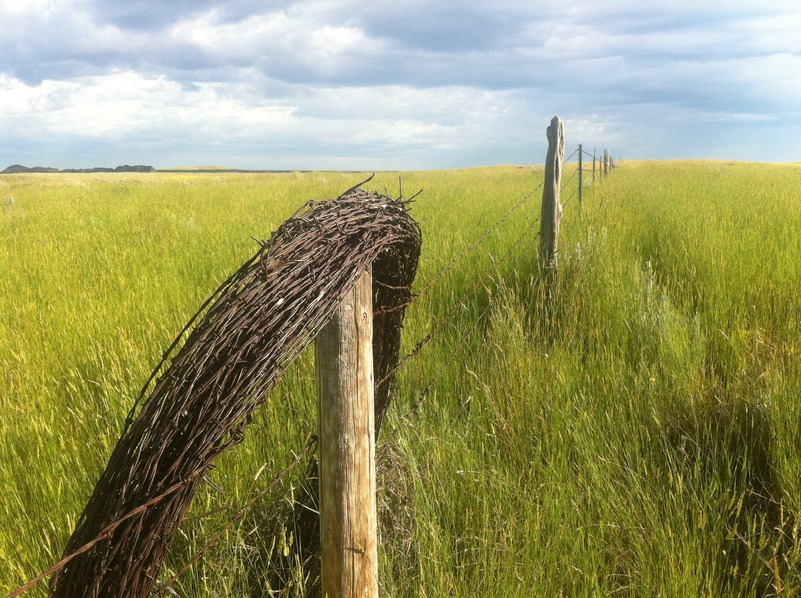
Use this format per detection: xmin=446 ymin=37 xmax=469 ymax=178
xmin=577 ymin=144 xmax=583 ymax=205
xmin=592 ymin=148 xmax=596 ymax=185
xmin=540 ymin=115 xmax=565 ymax=277
xmin=316 ymin=268 xmax=378 ymax=598
xmin=603 ymin=149 xmax=609 ymax=176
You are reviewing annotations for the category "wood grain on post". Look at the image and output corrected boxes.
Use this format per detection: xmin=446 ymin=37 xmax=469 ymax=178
xmin=316 ymin=268 xmax=378 ymax=598
xmin=540 ymin=115 xmax=565 ymax=277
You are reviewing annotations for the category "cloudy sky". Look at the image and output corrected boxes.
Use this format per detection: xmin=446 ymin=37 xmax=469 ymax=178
xmin=2 ymin=1 xmax=800 ymax=170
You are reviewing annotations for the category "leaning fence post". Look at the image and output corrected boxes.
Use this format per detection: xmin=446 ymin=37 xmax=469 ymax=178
xmin=540 ymin=115 xmax=565 ymax=279
xmin=316 ymin=268 xmax=378 ymax=598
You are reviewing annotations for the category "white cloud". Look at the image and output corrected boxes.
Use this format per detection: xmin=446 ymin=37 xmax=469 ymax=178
xmin=1 ymin=70 xmax=539 ymax=168
xmin=2 ymin=1 xmax=801 ymax=166
xmin=0 ymin=0 xmax=66 ymax=15
xmin=167 ymin=9 xmax=386 ymax=79
xmin=0 ymin=72 xmax=298 ymax=140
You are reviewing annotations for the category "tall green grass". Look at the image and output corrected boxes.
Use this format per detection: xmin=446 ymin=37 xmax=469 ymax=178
xmin=1 ymin=163 xmax=800 ymax=596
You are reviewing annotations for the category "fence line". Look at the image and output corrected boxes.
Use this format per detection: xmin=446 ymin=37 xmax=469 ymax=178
xmin=409 ymin=182 xmax=544 ymax=302
xmin=4 ymin=124 xmax=616 ymax=598
xmin=378 ymin=212 xmax=539 ymax=393
xmin=560 ymin=143 xmax=616 ymax=206
xmin=3 ymin=187 xmax=541 ymax=598
xmin=152 ymin=186 xmax=545 ymax=594
xmin=405 ymin=222 xmax=537 ymax=418
xmin=159 ymin=184 xmax=545 ymax=593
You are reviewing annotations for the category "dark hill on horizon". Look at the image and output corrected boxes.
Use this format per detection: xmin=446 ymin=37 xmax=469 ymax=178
xmin=2 ymin=164 xmax=155 ymax=174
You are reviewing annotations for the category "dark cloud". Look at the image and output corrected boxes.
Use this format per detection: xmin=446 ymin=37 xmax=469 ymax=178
xmin=354 ymin=4 xmax=525 ymax=53
xmin=87 ymin=0 xmax=296 ymax=30
xmin=89 ymin=0 xmax=209 ymax=30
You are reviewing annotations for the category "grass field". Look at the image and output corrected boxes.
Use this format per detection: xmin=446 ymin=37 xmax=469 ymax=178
xmin=1 ymin=162 xmax=800 ymax=596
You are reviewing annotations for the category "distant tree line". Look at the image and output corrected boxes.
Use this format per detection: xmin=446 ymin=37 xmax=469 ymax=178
xmin=1 ymin=164 xmax=155 ymax=174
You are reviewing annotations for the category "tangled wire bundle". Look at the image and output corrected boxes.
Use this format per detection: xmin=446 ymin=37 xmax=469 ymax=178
xmin=49 ymin=187 xmax=422 ymax=598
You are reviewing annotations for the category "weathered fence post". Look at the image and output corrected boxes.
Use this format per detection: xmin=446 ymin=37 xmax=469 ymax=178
xmin=316 ymin=268 xmax=378 ymax=598
xmin=592 ymin=148 xmax=596 ymax=185
xmin=577 ymin=144 xmax=583 ymax=205
xmin=540 ymin=115 xmax=565 ymax=278
xmin=603 ymin=149 xmax=609 ymax=176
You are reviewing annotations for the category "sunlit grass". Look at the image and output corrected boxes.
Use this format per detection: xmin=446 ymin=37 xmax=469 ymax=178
xmin=1 ymin=163 xmax=800 ymax=596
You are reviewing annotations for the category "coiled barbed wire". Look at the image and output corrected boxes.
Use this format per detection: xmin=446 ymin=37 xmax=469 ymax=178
xmin=48 ymin=188 xmax=421 ymax=598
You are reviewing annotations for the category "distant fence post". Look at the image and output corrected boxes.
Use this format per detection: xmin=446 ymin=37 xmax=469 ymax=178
xmin=540 ymin=115 xmax=565 ymax=278
xmin=592 ymin=148 xmax=596 ymax=185
xmin=316 ymin=268 xmax=378 ymax=598
xmin=577 ymin=144 xmax=583 ymax=205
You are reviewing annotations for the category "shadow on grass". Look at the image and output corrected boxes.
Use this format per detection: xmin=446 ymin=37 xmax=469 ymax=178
xmin=657 ymin=392 xmax=794 ymax=595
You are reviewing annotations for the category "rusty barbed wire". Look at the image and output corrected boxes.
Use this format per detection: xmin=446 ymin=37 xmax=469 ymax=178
xmin=560 ymin=163 xmax=580 ymax=191
xmin=406 ymin=182 xmax=544 ymax=304
xmin=5 ymin=158 xmax=613 ymax=597
xmin=38 ymin=188 xmax=421 ymax=598
xmin=404 ymin=219 xmax=537 ymax=417
xmin=153 ymin=439 xmax=316 ymax=596
xmin=563 ymin=146 xmax=579 ymax=164
xmin=377 ymin=215 xmax=538 ymax=390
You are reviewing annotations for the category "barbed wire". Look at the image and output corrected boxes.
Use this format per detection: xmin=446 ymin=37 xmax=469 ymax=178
xmin=560 ymin=163 xmax=580 ymax=190
xmin=5 ymin=156 xmax=614 ymax=595
xmin=377 ymin=213 xmax=538 ymax=391
xmin=148 ymin=191 xmax=543 ymax=592
xmin=5 ymin=468 xmax=208 ymax=598
xmin=563 ymin=146 xmax=579 ymax=163
xmin=403 ymin=221 xmax=537 ymax=418
xmin=408 ymin=181 xmax=544 ymax=303
xmin=153 ymin=439 xmax=316 ymax=596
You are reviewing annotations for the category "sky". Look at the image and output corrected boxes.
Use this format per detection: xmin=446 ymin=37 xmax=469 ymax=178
xmin=1 ymin=1 xmax=800 ymax=170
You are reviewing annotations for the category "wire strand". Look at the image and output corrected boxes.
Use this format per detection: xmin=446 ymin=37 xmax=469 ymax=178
xmin=377 ymin=217 xmax=537 ymax=389
xmin=401 ymin=225 xmax=535 ymax=419
xmin=5 ymin=468 xmax=208 ymax=598
xmin=154 ymin=440 xmax=315 ymax=595
xmin=411 ymin=182 xmax=543 ymax=301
